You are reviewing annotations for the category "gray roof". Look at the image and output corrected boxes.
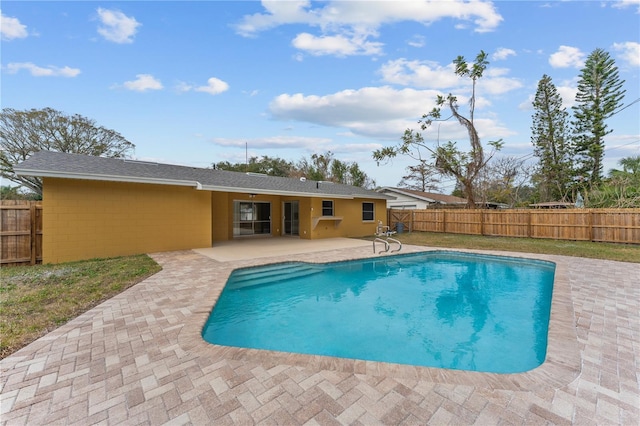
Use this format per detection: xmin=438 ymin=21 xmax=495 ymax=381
xmin=15 ymin=151 xmax=391 ymax=200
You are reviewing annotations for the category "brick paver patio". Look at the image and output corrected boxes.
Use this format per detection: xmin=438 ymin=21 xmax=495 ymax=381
xmin=1 ymin=243 xmax=638 ymax=425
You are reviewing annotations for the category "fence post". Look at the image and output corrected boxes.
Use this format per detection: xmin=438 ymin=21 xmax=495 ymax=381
xmin=443 ymin=209 xmax=447 ymax=233
xmin=30 ymin=203 xmax=37 ymax=265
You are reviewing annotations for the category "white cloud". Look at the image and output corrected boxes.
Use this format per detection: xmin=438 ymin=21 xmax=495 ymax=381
xmin=237 ymin=0 xmax=502 ymax=35
xmin=5 ymin=62 xmax=80 ymax=77
xmin=96 ymin=8 xmax=141 ymax=44
xmin=482 ymin=77 xmax=523 ymax=95
xmin=613 ymin=41 xmax=640 ymax=67
xmin=407 ymin=35 xmax=426 ymax=48
xmin=557 ymin=85 xmax=578 ymax=108
xmin=492 ymin=47 xmax=516 ymax=61
xmin=176 ymin=77 xmax=229 ymax=95
xmin=611 ymin=0 xmax=640 ymax=13
xmin=1 ymin=11 xmax=28 ymax=40
xmin=379 ymin=59 xmax=522 ymax=95
xmin=268 ymin=85 xmax=514 ymax=142
xmin=235 ymin=0 xmax=502 ymax=57
xmin=195 ymin=77 xmax=229 ymax=95
xmin=175 ymin=82 xmax=193 ymax=93
xmin=379 ymin=59 xmax=459 ymax=89
xmin=549 ymin=45 xmax=585 ymax=68
xmin=270 ymin=86 xmax=432 ymax=126
xmin=120 ymin=74 xmax=163 ymax=92
xmin=292 ymin=32 xmax=383 ymax=56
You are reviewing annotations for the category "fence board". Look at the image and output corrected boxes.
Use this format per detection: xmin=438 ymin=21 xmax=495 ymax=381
xmin=482 ymin=210 xmax=530 ymax=238
xmin=0 ymin=200 xmax=43 ymax=266
xmin=389 ymin=208 xmax=640 ymax=244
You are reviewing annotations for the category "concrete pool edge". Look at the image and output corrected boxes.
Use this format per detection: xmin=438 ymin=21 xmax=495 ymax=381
xmin=180 ymin=245 xmax=582 ymax=392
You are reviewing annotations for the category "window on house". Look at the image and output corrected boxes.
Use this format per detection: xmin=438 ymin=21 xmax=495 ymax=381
xmin=233 ymin=201 xmax=271 ymax=236
xmin=322 ymin=200 xmax=334 ymax=216
xmin=362 ymin=202 xmax=374 ymax=221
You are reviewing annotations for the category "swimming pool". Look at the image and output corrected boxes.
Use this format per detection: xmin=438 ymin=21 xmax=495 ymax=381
xmin=202 ymin=251 xmax=555 ymax=373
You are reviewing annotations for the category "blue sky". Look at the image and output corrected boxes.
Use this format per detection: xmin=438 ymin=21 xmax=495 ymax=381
xmin=2 ymin=1 xmax=639 ymax=191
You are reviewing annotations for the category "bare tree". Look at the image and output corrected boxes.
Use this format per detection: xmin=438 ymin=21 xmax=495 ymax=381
xmin=478 ymin=156 xmax=533 ymax=207
xmin=374 ymin=51 xmax=502 ymax=208
xmin=397 ymin=160 xmax=441 ymax=192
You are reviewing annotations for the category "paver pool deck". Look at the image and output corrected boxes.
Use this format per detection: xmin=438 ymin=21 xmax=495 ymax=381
xmin=1 ymin=239 xmax=639 ymax=425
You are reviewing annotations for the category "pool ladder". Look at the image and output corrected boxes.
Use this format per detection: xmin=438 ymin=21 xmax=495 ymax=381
xmin=373 ymin=236 xmax=402 ymax=254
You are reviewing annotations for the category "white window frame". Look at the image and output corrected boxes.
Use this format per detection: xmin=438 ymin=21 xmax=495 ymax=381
xmin=362 ymin=202 xmax=375 ymax=222
xmin=321 ymin=200 xmax=334 ymax=216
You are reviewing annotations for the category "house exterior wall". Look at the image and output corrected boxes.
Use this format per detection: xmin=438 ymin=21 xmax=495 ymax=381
xmin=378 ymin=190 xmax=431 ymax=209
xmin=42 ymin=177 xmax=388 ymax=263
xmin=308 ymin=198 xmax=386 ymax=239
xmin=221 ymin=191 xmax=387 ymax=241
xmin=211 ymin=193 xmax=386 ymax=241
xmin=42 ymin=178 xmax=211 ymax=263
xmin=211 ymin=191 xmax=230 ymax=242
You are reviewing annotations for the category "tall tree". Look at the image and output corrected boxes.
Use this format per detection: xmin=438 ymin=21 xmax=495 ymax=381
xmin=0 ymin=185 xmax=40 ymax=200
xmin=530 ymin=74 xmax=573 ymax=202
xmin=296 ymin=152 xmax=334 ymax=182
xmin=584 ymin=156 xmax=640 ymax=208
xmin=572 ymin=48 xmax=625 ymax=187
xmin=609 ymin=155 xmax=640 ymax=178
xmin=1 ymin=108 xmax=134 ymax=196
xmin=374 ymin=51 xmax=502 ymax=208
xmin=214 ymin=151 xmax=375 ymax=188
xmin=213 ymin=155 xmax=294 ymax=176
xmin=397 ymin=160 xmax=440 ymax=192
xmin=297 ymin=151 xmax=375 ymax=188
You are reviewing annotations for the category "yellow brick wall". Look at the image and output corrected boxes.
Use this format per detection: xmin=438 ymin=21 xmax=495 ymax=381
xmin=211 ymin=191 xmax=230 ymax=241
xmin=43 ymin=178 xmax=212 ymax=263
xmin=308 ymin=198 xmax=386 ymax=239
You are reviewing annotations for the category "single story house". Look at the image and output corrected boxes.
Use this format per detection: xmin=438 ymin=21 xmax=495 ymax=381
xmin=378 ymin=187 xmax=509 ymax=209
xmin=15 ymin=151 xmax=393 ymax=263
xmin=377 ymin=187 xmax=467 ymax=209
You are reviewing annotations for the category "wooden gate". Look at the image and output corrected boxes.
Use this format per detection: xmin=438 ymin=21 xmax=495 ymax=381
xmin=0 ymin=200 xmax=43 ymax=266
xmin=388 ymin=209 xmax=412 ymax=232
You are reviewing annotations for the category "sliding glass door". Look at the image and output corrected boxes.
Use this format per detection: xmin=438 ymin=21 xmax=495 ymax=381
xmin=283 ymin=201 xmax=299 ymax=236
xmin=233 ymin=201 xmax=271 ymax=237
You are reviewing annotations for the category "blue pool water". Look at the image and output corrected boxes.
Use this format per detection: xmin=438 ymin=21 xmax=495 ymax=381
xmin=202 ymin=251 xmax=555 ymax=373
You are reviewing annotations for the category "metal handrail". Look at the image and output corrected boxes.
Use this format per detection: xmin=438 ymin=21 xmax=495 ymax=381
xmin=386 ymin=237 xmax=402 ymax=253
xmin=373 ymin=221 xmax=402 ymax=254
xmin=373 ymin=237 xmax=389 ymax=254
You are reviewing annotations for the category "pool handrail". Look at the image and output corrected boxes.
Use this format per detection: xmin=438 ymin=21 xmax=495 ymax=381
xmin=373 ymin=237 xmax=390 ymax=254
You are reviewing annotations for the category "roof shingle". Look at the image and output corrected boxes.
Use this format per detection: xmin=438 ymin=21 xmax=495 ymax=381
xmin=15 ymin=151 xmax=390 ymax=200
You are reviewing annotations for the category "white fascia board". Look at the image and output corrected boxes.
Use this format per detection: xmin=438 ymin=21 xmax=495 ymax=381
xmin=381 ymin=187 xmax=436 ymax=203
xmin=14 ymin=168 xmax=201 ymax=188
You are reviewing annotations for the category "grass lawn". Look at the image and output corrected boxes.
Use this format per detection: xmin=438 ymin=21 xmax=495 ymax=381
xmin=0 ymin=255 xmax=161 ymax=359
xmin=385 ymin=231 xmax=640 ymax=264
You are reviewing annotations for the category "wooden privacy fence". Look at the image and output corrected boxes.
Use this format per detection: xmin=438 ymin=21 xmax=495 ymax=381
xmin=388 ymin=208 xmax=640 ymax=244
xmin=1 ymin=200 xmax=43 ymax=266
